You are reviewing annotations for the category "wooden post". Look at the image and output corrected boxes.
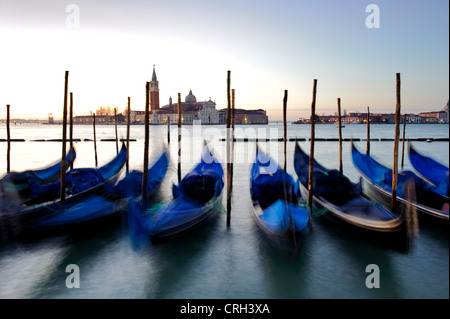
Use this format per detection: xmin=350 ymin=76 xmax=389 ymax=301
xmin=337 ymin=98 xmax=343 ymax=174
xmin=60 ymin=71 xmax=69 ymax=203
xmin=93 ymin=113 xmax=98 ymax=168
xmin=114 ymin=108 xmax=119 ymax=154
xmin=226 ymin=70 xmax=231 ymax=226
xmin=177 ymin=92 xmax=182 ymax=184
xmin=366 ymin=106 xmax=370 ymax=155
xmin=283 ymin=90 xmax=288 ymax=172
xmin=403 ymin=178 xmax=419 ymax=241
xmin=308 ymin=79 xmax=318 ymax=210
xmin=391 ymin=73 xmax=401 ymax=212
xmin=167 ymin=116 xmax=170 ymax=144
xmin=6 ymin=104 xmax=10 ymax=173
xmin=142 ymin=82 xmax=150 ymax=202
xmin=401 ymin=113 xmax=407 ymax=169
xmin=126 ymin=97 xmax=131 ymax=174
xmin=69 ymin=92 xmax=74 ymax=170
xmin=230 ymin=88 xmax=235 ymax=192
xmin=282 ymin=89 xmax=295 ymax=240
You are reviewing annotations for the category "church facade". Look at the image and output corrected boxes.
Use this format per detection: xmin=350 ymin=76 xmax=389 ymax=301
xmin=130 ymin=66 xmax=268 ymax=125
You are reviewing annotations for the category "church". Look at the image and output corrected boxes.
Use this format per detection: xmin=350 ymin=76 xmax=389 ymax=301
xmin=132 ymin=65 xmax=268 ymax=125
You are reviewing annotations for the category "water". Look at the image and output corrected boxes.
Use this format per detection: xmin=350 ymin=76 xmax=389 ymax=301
xmin=0 ymin=123 xmax=448 ymax=300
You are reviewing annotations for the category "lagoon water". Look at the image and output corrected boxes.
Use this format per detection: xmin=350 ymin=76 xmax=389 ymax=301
xmin=0 ymin=123 xmax=448 ymax=299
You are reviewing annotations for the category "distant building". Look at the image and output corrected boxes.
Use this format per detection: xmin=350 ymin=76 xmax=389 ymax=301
xmin=153 ymin=91 xmax=220 ymax=124
xmin=73 ymin=114 xmax=125 ymax=124
xmin=405 ymin=114 xmax=422 ymax=123
xmin=444 ymin=101 xmax=449 ymax=123
xmin=418 ymin=110 xmax=448 ymax=123
xmin=132 ymin=65 xmax=268 ymax=125
xmin=128 ymin=110 xmax=146 ymax=123
xmin=217 ymin=108 xmax=268 ymax=124
xmin=342 ymin=115 xmax=361 ymax=124
xmin=294 ymin=107 xmax=449 ymax=124
xmin=150 ymin=65 xmax=160 ymax=111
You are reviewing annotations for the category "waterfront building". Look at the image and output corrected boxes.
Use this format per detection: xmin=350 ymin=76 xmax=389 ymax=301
xmin=419 ymin=110 xmax=448 ymax=123
xmin=143 ymin=66 xmax=267 ymax=125
xmin=218 ymin=108 xmax=268 ymax=124
xmin=73 ymin=114 xmax=125 ymax=124
xmin=405 ymin=114 xmax=422 ymax=123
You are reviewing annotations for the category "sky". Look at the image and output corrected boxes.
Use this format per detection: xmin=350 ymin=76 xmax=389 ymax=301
xmin=0 ymin=0 xmax=448 ymax=121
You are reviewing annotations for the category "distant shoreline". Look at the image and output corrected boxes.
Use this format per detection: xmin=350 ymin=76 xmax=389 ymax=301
xmin=0 ymin=121 xmax=448 ymax=125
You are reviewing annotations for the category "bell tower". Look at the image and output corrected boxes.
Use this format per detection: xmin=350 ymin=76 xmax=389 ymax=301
xmin=150 ymin=65 xmax=160 ymax=111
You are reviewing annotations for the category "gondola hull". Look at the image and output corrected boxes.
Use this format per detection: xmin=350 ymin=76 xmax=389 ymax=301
xmin=298 ymin=182 xmax=404 ymax=232
xmin=19 ymin=143 xmax=128 ymax=225
xmin=0 ymin=148 xmax=77 ymax=205
xmin=131 ymin=193 xmax=222 ymax=241
xmin=25 ymin=148 xmax=169 ymax=231
xmin=250 ymin=146 xmax=310 ymax=252
xmin=408 ymin=143 xmax=449 ymax=196
xmin=131 ymin=144 xmax=224 ymax=242
xmin=352 ymin=142 xmax=449 ymax=221
xmin=359 ymin=174 xmax=448 ymax=221
xmin=251 ymin=198 xmax=310 ymax=253
xmin=294 ymin=142 xmax=406 ymax=234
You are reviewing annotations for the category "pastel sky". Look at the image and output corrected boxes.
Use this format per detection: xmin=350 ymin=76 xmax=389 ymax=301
xmin=0 ymin=0 xmax=448 ymax=121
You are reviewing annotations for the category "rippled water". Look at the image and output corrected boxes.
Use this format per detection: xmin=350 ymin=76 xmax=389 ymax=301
xmin=0 ymin=123 xmax=448 ymax=299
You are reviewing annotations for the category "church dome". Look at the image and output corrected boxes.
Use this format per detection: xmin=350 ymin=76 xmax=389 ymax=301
xmin=185 ymin=89 xmax=197 ymax=103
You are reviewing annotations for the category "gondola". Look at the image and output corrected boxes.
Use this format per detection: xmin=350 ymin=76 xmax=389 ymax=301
xmin=27 ymin=148 xmax=169 ymax=230
xmin=352 ymin=142 xmax=448 ymax=221
xmin=250 ymin=146 xmax=310 ymax=251
xmin=408 ymin=143 xmax=449 ymax=197
xmin=294 ymin=142 xmax=405 ymax=233
xmin=0 ymin=148 xmax=77 ymax=205
xmin=19 ymin=143 xmax=128 ymax=224
xmin=114 ymin=148 xmax=169 ymax=200
xmin=130 ymin=143 xmax=224 ymax=241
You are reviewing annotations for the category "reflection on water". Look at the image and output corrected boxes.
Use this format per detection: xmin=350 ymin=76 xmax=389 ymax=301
xmin=0 ymin=236 xmax=69 ymax=298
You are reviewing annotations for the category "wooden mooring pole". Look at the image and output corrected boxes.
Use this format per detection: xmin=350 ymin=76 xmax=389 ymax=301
xmin=230 ymin=88 xmax=235 ymax=192
xmin=114 ymin=108 xmax=119 ymax=154
xmin=226 ymin=70 xmax=232 ymax=227
xmin=308 ymin=80 xmax=318 ymax=211
xmin=126 ymin=97 xmax=131 ymax=174
xmin=60 ymin=71 xmax=69 ymax=203
xmin=69 ymin=92 xmax=74 ymax=170
xmin=6 ymin=104 xmax=11 ymax=173
xmin=283 ymin=90 xmax=288 ymax=172
xmin=366 ymin=106 xmax=370 ymax=155
xmin=93 ymin=113 xmax=98 ymax=168
xmin=167 ymin=116 xmax=170 ymax=144
xmin=401 ymin=113 xmax=407 ymax=169
xmin=337 ymin=98 xmax=343 ymax=174
xmin=391 ymin=73 xmax=401 ymax=212
xmin=177 ymin=92 xmax=182 ymax=184
xmin=142 ymin=82 xmax=150 ymax=203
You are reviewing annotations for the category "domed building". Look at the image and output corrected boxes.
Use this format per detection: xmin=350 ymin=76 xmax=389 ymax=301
xmin=185 ymin=90 xmax=197 ymax=103
xmin=153 ymin=87 xmax=220 ymax=124
xmin=144 ymin=65 xmax=267 ymax=125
